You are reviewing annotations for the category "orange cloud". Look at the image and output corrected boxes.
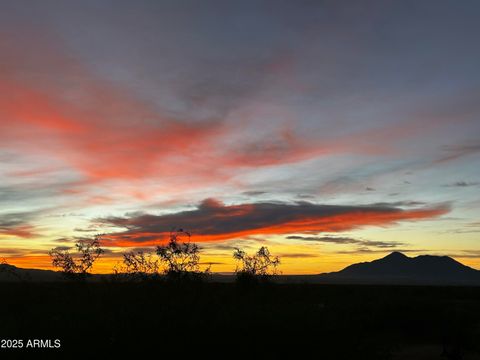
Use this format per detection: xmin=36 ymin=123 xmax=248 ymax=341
xmin=0 ymin=30 xmax=228 ymax=186
xmin=97 ymin=199 xmax=450 ymax=247
xmin=1 ymin=26 xmax=468 ymax=205
xmin=0 ymin=29 xmax=432 ymax=196
xmin=0 ymin=225 xmax=37 ymax=239
xmin=0 ymin=212 xmax=39 ymax=239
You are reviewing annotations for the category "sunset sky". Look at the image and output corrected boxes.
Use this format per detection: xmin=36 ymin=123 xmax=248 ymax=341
xmin=1 ymin=0 xmax=479 ymax=274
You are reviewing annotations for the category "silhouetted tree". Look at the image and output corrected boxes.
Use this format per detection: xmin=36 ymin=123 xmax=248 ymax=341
xmin=115 ymin=250 xmax=160 ymax=280
xmin=49 ymin=235 xmax=104 ymax=279
xmin=233 ymin=246 xmax=280 ymax=283
xmin=113 ymin=229 xmax=209 ymax=281
xmin=156 ymin=229 xmax=205 ymax=280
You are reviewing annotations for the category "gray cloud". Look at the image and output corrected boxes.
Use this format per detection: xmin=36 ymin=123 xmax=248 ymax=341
xmin=51 ymin=246 xmax=72 ymax=251
xmin=372 ymin=201 xmax=427 ymax=207
xmin=200 ymin=238 xmax=266 ymax=252
xmin=74 ymin=227 xmax=100 ymax=233
xmin=362 ymin=240 xmax=406 ymax=248
xmin=96 ymin=198 xmax=448 ymax=246
xmin=0 ymin=248 xmax=31 ymax=256
xmin=286 ymin=235 xmax=405 ymax=249
xmin=336 ymin=248 xmax=427 ymax=255
xmin=241 ymin=191 xmax=267 ymax=197
xmin=447 ymin=250 xmax=480 ymax=259
xmin=279 ymin=253 xmax=319 ymax=259
xmin=201 ymin=243 xmax=238 ymax=251
xmin=296 ymin=194 xmax=315 ymax=199
xmin=0 ymin=212 xmax=32 ymax=228
xmin=436 ymin=142 xmax=480 ymax=164
xmin=443 ymin=221 xmax=480 ymax=234
xmin=444 ymin=181 xmax=480 ymax=188
xmin=0 ymin=211 xmax=40 ymax=238
xmin=287 ymin=235 xmax=360 ymax=244
xmin=445 ymin=229 xmax=480 ymax=234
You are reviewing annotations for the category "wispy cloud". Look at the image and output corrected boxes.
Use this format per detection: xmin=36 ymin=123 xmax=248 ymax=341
xmin=435 ymin=142 xmax=480 ymax=164
xmin=0 ymin=211 xmax=41 ymax=238
xmin=279 ymin=253 xmax=319 ymax=259
xmin=336 ymin=248 xmax=427 ymax=255
xmin=443 ymin=181 xmax=480 ymax=188
xmin=241 ymin=191 xmax=268 ymax=197
xmin=447 ymin=250 xmax=480 ymax=259
xmin=286 ymin=235 xmax=405 ymax=248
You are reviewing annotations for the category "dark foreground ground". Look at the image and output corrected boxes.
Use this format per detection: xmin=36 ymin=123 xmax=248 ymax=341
xmin=1 ymin=282 xmax=480 ymax=359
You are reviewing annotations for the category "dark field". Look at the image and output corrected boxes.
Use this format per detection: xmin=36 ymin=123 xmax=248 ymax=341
xmin=1 ymin=282 xmax=480 ymax=358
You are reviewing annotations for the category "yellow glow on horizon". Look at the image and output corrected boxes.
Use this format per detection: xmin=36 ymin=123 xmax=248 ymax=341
xmin=6 ymin=249 xmax=479 ymax=275
xmin=4 ymin=226 xmax=480 ymax=274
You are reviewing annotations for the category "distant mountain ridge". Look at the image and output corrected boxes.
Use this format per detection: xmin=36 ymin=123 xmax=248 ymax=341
xmin=2 ymin=252 xmax=480 ymax=285
xmin=316 ymin=251 xmax=480 ymax=285
xmin=0 ymin=263 xmax=63 ymax=282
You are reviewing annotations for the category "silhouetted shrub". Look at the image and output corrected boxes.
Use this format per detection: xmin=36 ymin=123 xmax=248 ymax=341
xmin=49 ymin=235 xmax=104 ymax=280
xmin=233 ymin=246 xmax=280 ymax=284
xmin=114 ymin=250 xmax=160 ymax=281
xmin=113 ymin=229 xmax=210 ymax=282
xmin=156 ymin=229 xmax=208 ymax=281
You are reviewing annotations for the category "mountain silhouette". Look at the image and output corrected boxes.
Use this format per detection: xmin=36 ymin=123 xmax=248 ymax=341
xmin=0 ymin=263 xmax=64 ymax=282
xmin=318 ymin=251 xmax=480 ymax=285
xmin=2 ymin=252 xmax=480 ymax=285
